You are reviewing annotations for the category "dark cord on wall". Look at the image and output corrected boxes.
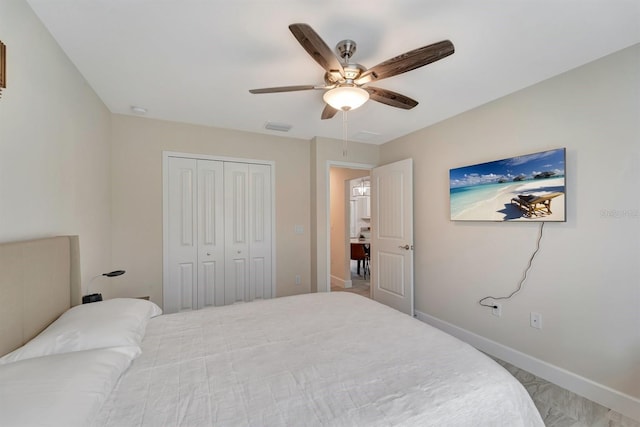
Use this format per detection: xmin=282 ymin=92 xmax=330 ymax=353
xmin=479 ymin=222 xmax=545 ymax=309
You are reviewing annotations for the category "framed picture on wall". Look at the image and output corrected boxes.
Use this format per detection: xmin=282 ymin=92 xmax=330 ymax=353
xmin=449 ymin=148 xmax=566 ymax=222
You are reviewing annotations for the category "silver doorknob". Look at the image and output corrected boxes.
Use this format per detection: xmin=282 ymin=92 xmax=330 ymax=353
xmin=237 ymin=250 xmax=241 ymax=254
xmin=206 ymin=252 xmax=211 ymax=256
xmin=398 ymin=244 xmax=411 ymax=250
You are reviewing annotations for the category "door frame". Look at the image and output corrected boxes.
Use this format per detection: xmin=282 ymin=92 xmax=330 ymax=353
xmin=162 ymin=151 xmax=277 ymax=303
xmin=324 ymin=160 xmax=376 ymax=293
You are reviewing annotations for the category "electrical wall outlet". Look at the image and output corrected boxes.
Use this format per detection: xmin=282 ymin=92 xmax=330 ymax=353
xmin=492 ymin=304 xmax=502 ymax=317
xmin=530 ymin=312 xmax=542 ymax=329
xmin=295 ymin=275 xmax=301 ymax=285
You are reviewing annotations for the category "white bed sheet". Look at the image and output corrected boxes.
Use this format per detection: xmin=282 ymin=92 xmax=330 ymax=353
xmin=93 ymin=292 xmax=544 ymax=427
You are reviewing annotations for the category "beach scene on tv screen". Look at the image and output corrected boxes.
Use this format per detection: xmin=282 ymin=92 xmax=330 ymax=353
xmin=450 ymin=148 xmax=566 ymax=221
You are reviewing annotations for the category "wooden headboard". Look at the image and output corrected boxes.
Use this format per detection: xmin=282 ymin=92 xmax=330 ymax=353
xmin=0 ymin=236 xmax=81 ymax=356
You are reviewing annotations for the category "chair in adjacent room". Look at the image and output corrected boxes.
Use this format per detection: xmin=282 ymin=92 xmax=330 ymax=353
xmin=350 ymin=243 xmax=369 ymax=278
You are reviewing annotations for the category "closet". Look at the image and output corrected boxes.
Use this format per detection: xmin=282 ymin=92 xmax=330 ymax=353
xmin=163 ymin=155 xmax=273 ymax=314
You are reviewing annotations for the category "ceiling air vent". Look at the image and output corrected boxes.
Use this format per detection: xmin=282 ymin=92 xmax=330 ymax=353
xmin=264 ymin=121 xmax=292 ymax=132
xmin=353 ymin=131 xmax=380 ymax=142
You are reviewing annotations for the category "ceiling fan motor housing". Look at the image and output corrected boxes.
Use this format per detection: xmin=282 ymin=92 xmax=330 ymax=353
xmin=325 ymin=63 xmax=366 ymax=84
xmin=336 ymin=39 xmax=357 ymax=60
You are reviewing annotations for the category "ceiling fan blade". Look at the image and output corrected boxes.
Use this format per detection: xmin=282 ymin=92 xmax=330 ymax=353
xmin=289 ymin=23 xmax=344 ymax=76
xmin=321 ymin=104 xmax=339 ymax=120
xmin=249 ymin=85 xmax=317 ymax=94
xmin=365 ymin=87 xmax=419 ymax=110
xmin=356 ymin=40 xmax=454 ymax=84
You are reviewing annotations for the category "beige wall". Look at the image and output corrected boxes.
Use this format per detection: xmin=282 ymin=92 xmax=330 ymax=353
xmin=310 ymin=137 xmax=379 ymax=292
xmin=0 ymin=0 xmax=112 ymax=291
xmin=109 ymin=115 xmax=311 ymax=304
xmin=329 ymin=167 xmax=370 ymax=287
xmin=380 ymin=44 xmax=640 ymax=402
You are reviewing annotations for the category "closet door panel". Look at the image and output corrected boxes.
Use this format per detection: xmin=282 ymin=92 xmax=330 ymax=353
xmin=201 ymin=261 xmax=217 ymax=307
xmin=197 ymin=160 xmax=224 ymax=308
xmin=224 ymin=162 xmax=250 ymax=305
xmin=179 ymin=263 xmax=195 ymax=310
xmin=251 ymin=258 xmax=265 ymax=300
xmin=166 ymin=157 xmax=198 ymax=313
xmin=249 ymin=164 xmax=272 ymax=300
xmin=231 ymin=258 xmax=247 ymax=302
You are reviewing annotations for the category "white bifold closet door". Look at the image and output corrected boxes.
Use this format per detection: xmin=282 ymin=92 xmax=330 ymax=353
xmin=165 ymin=157 xmax=272 ymax=313
xmin=224 ymin=162 xmax=273 ymax=305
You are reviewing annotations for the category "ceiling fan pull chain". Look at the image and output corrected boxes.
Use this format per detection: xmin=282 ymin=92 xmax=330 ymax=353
xmin=342 ymin=109 xmax=348 ymax=157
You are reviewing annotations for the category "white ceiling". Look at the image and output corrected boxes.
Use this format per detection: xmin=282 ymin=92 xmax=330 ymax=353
xmin=26 ymin=0 xmax=640 ymax=145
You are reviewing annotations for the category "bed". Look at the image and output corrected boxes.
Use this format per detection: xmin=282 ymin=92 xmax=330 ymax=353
xmin=0 ymin=236 xmax=544 ymax=427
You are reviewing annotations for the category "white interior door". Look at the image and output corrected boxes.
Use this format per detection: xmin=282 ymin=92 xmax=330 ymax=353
xmin=370 ymin=158 xmax=414 ymax=316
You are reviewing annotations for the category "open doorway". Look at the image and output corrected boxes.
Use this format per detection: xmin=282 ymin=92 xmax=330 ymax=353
xmin=329 ymin=166 xmax=371 ymax=298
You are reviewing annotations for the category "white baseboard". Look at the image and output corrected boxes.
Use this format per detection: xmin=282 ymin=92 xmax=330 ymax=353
xmin=329 ymin=275 xmax=352 ymax=289
xmin=415 ymin=310 xmax=640 ymax=422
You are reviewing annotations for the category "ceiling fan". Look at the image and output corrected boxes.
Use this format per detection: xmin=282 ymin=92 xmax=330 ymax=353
xmin=249 ymin=23 xmax=454 ymax=120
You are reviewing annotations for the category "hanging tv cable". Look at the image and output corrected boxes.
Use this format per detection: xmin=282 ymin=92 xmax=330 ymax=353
xmin=479 ymin=222 xmax=545 ymax=309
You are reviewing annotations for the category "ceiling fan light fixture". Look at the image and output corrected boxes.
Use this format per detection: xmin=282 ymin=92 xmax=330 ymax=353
xmin=323 ymin=86 xmax=369 ymax=111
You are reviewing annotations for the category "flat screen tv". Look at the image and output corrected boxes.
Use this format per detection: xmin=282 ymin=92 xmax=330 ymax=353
xmin=450 ymin=148 xmax=566 ymax=222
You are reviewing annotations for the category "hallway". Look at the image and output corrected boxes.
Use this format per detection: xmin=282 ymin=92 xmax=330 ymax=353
xmin=331 ymin=262 xmax=370 ymax=298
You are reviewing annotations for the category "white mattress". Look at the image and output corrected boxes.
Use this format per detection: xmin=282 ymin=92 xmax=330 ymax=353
xmin=93 ymin=292 xmax=544 ymax=426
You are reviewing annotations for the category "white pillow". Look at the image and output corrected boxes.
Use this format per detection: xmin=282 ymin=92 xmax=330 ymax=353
xmin=0 ymin=347 xmax=135 ymax=427
xmin=148 ymin=299 xmax=163 ymax=318
xmin=0 ymin=298 xmax=161 ymax=364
